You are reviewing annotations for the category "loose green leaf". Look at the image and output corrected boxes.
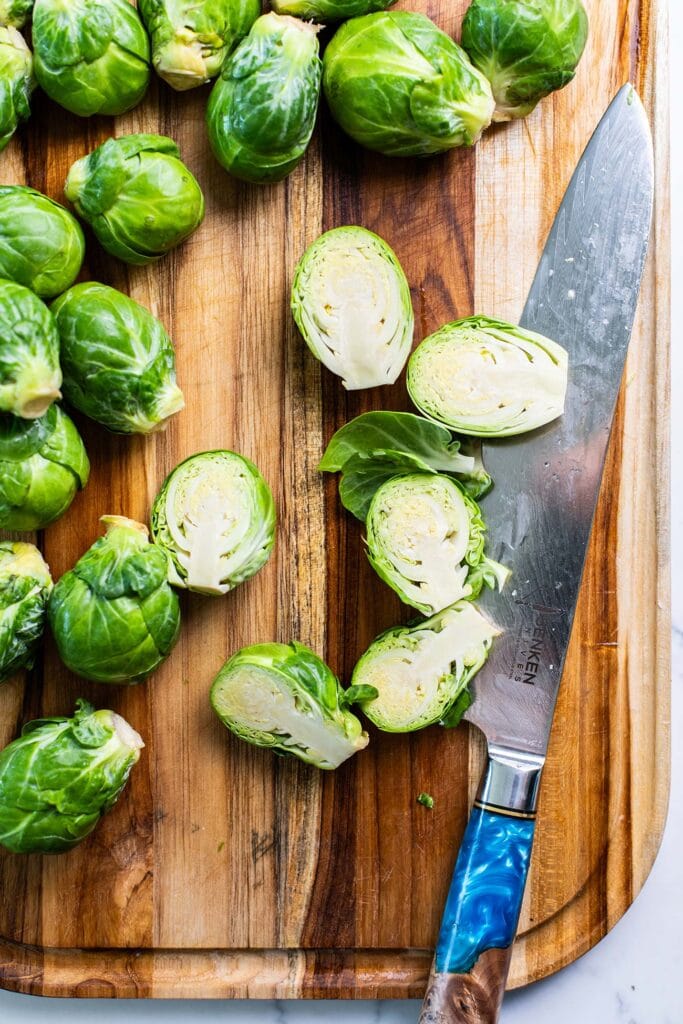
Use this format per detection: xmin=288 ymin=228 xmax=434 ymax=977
xmin=417 ymin=792 xmax=434 ymax=808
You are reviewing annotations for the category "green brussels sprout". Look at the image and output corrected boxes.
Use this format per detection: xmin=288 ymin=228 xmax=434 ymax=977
xmin=322 ymin=11 xmax=494 ymax=157
xmin=211 ymin=641 xmax=375 ymax=769
xmin=151 ymin=450 xmax=275 ymax=595
xmin=0 ymin=542 xmax=52 ymax=684
xmin=0 ymin=405 xmax=89 ymax=531
xmin=0 ymin=698 xmax=143 ymax=853
xmin=407 ymin=315 xmax=568 ymax=437
xmin=206 ymin=13 xmax=322 ymax=184
xmin=139 ymin=0 xmax=259 ymax=91
xmin=49 ymin=516 xmax=181 ymax=685
xmin=272 ymin=0 xmax=396 ymax=21
xmin=64 ymin=134 xmax=205 ymax=266
xmin=291 ymin=226 xmax=414 ymax=390
xmin=366 ymin=472 xmax=509 ymax=615
xmin=461 ymin=0 xmax=588 ymax=122
xmin=32 ymin=0 xmax=150 ymax=118
xmin=0 ymin=1 xmax=33 ymax=29
xmin=51 ymin=282 xmax=184 ymax=435
xmin=0 ymin=186 xmax=84 ymax=299
xmin=352 ymin=600 xmax=499 ymax=732
xmin=0 ymin=279 xmax=61 ymax=420
xmin=0 ymin=26 xmax=33 ymax=153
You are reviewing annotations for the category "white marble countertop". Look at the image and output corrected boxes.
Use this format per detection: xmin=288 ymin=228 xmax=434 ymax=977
xmin=1 ymin=6 xmax=680 ymax=1023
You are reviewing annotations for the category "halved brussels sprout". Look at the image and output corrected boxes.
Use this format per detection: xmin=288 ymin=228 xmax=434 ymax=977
xmin=151 ymin=450 xmax=276 ymax=596
xmin=461 ymin=0 xmax=588 ymax=122
xmin=0 ymin=1 xmax=33 ymax=29
xmin=272 ymin=0 xmax=396 ymax=20
xmin=0 ymin=406 xmax=89 ymax=531
xmin=51 ymin=282 xmax=184 ymax=435
xmin=0 ymin=26 xmax=33 ymax=153
xmin=322 ymin=11 xmax=494 ymax=157
xmin=407 ymin=315 xmax=568 ymax=437
xmin=0 ymin=542 xmax=52 ymax=684
xmin=64 ymin=134 xmax=205 ymax=266
xmin=353 ymin=600 xmax=499 ymax=732
xmin=32 ymin=0 xmax=150 ymax=117
xmin=49 ymin=516 xmax=181 ymax=685
xmin=291 ymin=227 xmax=414 ymax=390
xmin=0 ymin=698 xmax=143 ymax=853
xmin=139 ymin=0 xmax=259 ymax=91
xmin=366 ymin=472 xmax=508 ymax=615
xmin=0 ymin=186 xmax=84 ymax=299
xmin=206 ymin=13 xmax=322 ymax=184
xmin=0 ymin=279 xmax=61 ymax=419
xmin=211 ymin=641 xmax=374 ymax=769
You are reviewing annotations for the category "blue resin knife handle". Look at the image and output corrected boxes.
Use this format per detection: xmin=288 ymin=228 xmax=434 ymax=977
xmin=418 ymin=747 xmax=543 ymax=1024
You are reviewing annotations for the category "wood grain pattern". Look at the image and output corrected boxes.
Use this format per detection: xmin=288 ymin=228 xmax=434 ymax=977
xmin=0 ymin=0 xmax=669 ymax=998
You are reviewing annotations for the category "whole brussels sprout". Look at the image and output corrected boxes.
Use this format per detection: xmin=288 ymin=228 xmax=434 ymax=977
xmin=206 ymin=13 xmax=322 ymax=184
xmin=151 ymin=450 xmax=275 ymax=595
xmin=64 ymin=134 xmax=205 ymax=266
xmin=211 ymin=641 xmax=375 ymax=769
xmin=291 ymin=226 xmax=414 ymax=390
xmin=0 ymin=279 xmax=61 ymax=419
xmin=366 ymin=472 xmax=509 ymax=615
xmin=139 ymin=0 xmax=259 ymax=91
xmin=0 ymin=698 xmax=143 ymax=854
xmin=32 ymin=0 xmax=150 ymax=118
xmin=0 ymin=26 xmax=33 ymax=153
xmin=407 ymin=315 xmax=568 ymax=437
xmin=51 ymin=282 xmax=184 ymax=435
xmin=272 ymin=0 xmax=396 ymax=21
xmin=49 ymin=516 xmax=181 ymax=685
xmin=322 ymin=11 xmax=494 ymax=157
xmin=461 ymin=0 xmax=589 ymax=121
xmin=352 ymin=600 xmax=499 ymax=732
xmin=0 ymin=542 xmax=52 ymax=684
xmin=0 ymin=186 xmax=84 ymax=299
xmin=0 ymin=1 xmax=33 ymax=29
xmin=0 ymin=405 xmax=89 ymax=531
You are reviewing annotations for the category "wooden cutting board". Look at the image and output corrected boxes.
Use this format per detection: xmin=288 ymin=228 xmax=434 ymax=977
xmin=0 ymin=0 xmax=669 ymax=998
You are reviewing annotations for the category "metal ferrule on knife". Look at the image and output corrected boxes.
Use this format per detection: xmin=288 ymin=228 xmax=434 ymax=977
xmin=474 ymin=746 xmax=544 ymax=818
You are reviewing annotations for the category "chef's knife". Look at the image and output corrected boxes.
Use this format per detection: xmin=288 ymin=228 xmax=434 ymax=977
xmin=419 ymin=84 xmax=654 ymax=1024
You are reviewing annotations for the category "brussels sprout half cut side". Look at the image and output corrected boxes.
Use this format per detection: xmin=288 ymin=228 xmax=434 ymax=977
xmin=211 ymin=641 xmax=373 ymax=770
xmin=322 ymin=11 xmax=494 ymax=157
xmin=151 ymin=450 xmax=276 ymax=595
xmin=0 ymin=186 xmax=84 ymax=299
xmin=49 ymin=516 xmax=180 ymax=685
xmin=291 ymin=227 xmax=414 ymax=391
xmin=0 ymin=542 xmax=52 ymax=684
xmin=407 ymin=315 xmax=568 ymax=437
xmin=0 ymin=698 xmax=143 ymax=854
xmin=353 ymin=600 xmax=499 ymax=732
xmin=365 ymin=472 xmax=509 ymax=615
xmin=0 ymin=26 xmax=34 ymax=153
xmin=461 ymin=0 xmax=589 ymax=122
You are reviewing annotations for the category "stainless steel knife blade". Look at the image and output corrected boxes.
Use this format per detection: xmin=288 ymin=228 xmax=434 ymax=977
xmin=466 ymin=84 xmax=654 ymax=757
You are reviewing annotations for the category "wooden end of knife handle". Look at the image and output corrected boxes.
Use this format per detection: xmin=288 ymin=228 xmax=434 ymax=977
xmin=418 ymin=946 xmax=513 ymax=1024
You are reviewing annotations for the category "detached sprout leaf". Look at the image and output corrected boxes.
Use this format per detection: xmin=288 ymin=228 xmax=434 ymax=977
xmin=211 ymin=641 xmax=370 ymax=769
xmin=48 ymin=516 xmax=181 ymax=685
xmin=407 ymin=315 xmax=568 ymax=437
xmin=0 ymin=699 xmax=144 ymax=853
xmin=52 ymin=282 xmax=185 ymax=435
xmin=291 ymin=227 xmax=414 ymax=391
xmin=0 ymin=279 xmax=61 ymax=419
xmin=0 ymin=26 xmax=33 ymax=153
xmin=64 ymin=134 xmax=205 ymax=266
xmin=272 ymin=0 xmax=397 ymax=21
xmin=352 ymin=601 xmax=498 ymax=731
xmin=206 ymin=12 xmax=322 ymax=184
xmin=0 ymin=186 xmax=84 ymax=299
xmin=322 ymin=11 xmax=494 ymax=157
xmin=139 ymin=0 xmax=259 ymax=91
xmin=0 ymin=542 xmax=52 ymax=684
xmin=461 ymin=0 xmax=589 ymax=122
xmin=0 ymin=406 xmax=89 ymax=531
xmin=365 ymin=472 xmax=509 ymax=615
xmin=32 ymin=0 xmax=150 ymax=117
xmin=151 ymin=450 xmax=276 ymax=595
